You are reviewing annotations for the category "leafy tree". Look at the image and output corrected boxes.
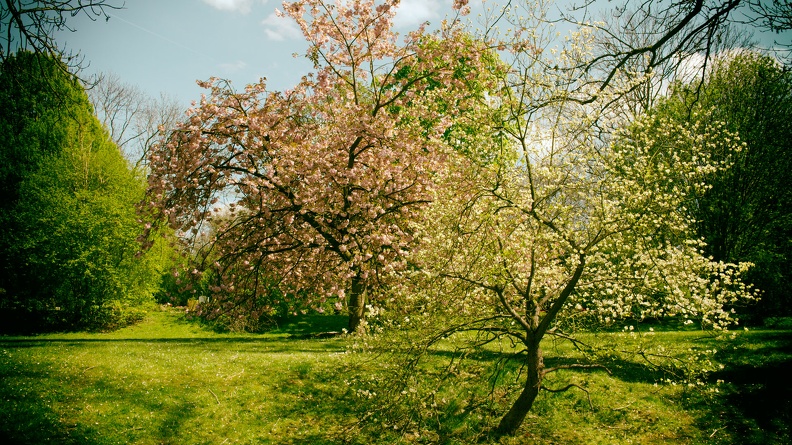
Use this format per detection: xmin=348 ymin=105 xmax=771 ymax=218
xmin=354 ymin=2 xmax=757 ymax=438
xmin=145 ymin=0 xmax=489 ymax=332
xmin=658 ymin=52 xmax=792 ymax=319
xmin=391 ymin=82 xmax=754 ymax=439
xmin=0 ymin=50 xmax=86 ymax=303
xmin=0 ymin=51 xmax=163 ymax=332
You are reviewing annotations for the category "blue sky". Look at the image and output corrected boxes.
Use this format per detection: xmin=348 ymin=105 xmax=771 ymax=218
xmin=54 ymin=0 xmax=790 ymax=110
xmin=54 ymin=0 xmax=465 ymax=108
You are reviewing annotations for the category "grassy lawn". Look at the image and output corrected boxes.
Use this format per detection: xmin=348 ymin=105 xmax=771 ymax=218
xmin=0 ymin=309 xmax=351 ymax=445
xmin=1 ymin=309 xmax=790 ymax=444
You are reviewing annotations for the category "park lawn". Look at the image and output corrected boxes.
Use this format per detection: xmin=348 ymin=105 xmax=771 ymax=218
xmin=0 ymin=309 xmax=352 ymax=445
xmin=0 ymin=308 xmax=790 ymax=444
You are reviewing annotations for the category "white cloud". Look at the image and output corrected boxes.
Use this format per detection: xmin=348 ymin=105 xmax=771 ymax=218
xmin=393 ymin=0 xmax=443 ymax=29
xmin=203 ymin=0 xmax=255 ymax=14
xmin=262 ymin=12 xmax=302 ymax=41
xmin=219 ymin=60 xmax=248 ymax=73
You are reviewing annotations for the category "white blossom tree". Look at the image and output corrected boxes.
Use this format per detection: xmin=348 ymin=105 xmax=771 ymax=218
xmin=370 ymin=1 xmax=757 ymax=436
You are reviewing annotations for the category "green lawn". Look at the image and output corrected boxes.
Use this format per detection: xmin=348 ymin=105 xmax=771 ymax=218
xmin=1 ymin=309 xmax=790 ymax=444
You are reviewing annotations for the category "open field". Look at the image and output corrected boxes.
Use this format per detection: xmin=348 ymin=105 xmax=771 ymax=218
xmin=1 ymin=309 xmax=790 ymax=444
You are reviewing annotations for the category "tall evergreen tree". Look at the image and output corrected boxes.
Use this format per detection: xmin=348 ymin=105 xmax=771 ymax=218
xmin=0 ymin=52 xmax=162 ymax=332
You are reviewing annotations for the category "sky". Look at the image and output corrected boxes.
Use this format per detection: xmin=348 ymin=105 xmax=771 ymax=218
xmin=53 ymin=0 xmax=466 ymax=109
xmin=52 ymin=0 xmax=791 ymax=111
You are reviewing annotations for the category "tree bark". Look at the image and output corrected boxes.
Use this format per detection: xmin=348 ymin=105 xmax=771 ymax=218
xmin=495 ymin=338 xmax=544 ymax=436
xmin=494 ymin=256 xmax=585 ymax=436
xmin=347 ymin=274 xmax=366 ymax=333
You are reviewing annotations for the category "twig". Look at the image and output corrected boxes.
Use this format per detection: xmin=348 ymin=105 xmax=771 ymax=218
xmin=542 ymin=383 xmax=594 ymax=410
xmin=82 ymin=366 xmax=96 ymax=374
xmin=543 ymin=363 xmax=613 ymax=376
xmin=208 ymin=388 xmax=220 ymax=405
xmin=710 ymin=427 xmax=723 ymax=438
xmin=611 ymin=402 xmax=634 ymax=411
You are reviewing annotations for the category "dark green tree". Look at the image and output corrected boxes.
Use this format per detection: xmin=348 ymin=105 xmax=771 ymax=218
xmin=0 ymin=51 xmax=163 ymax=332
xmin=659 ymin=52 xmax=792 ymax=319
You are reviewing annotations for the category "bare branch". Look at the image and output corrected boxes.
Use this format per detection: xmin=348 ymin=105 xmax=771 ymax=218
xmin=543 ymin=363 xmax=612 ymax=376
xmin=541 ymin=383 xmax=594 ymax=410
xmin=1 ymin=0 xmax=124 ymax=79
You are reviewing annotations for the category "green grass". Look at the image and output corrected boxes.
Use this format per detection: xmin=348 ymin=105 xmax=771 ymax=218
xmin=505 ymin=329 xmax=792 ymax=445
xmin=0 ymin=309 xmax=351 ymax=445
xmin=1 ymin=309 xmax=790 ymax=444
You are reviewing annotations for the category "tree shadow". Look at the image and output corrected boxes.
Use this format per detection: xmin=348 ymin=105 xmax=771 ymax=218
xmin=0 ymin=368 xmax=104 ymax=445
xmin=271 ymin=314 xmax=348 ymax=336
xmin=691 ymin=331 xmax=792 ymax=444
xmin=0 ymin=337 xmax=347 ymax=358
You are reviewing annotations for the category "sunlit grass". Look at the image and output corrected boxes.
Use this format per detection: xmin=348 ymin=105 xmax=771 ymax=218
xmin=1 ymin=309 xmax=789 ymax=444
xmin=0 ymin=309 xmax=350 ymax=445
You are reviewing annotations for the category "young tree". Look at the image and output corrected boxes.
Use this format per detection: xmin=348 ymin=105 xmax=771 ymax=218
xmin=362 ymin=2 xmax=757 ymax=437
xmin=395 ymin=90 xmax=754 ymax=440
xmin=145 ymin=0 xmax=486 ymax=332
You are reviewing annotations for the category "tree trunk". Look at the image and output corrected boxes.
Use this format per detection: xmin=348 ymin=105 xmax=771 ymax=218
xmin=495 ymin=339 xmax=544 ymax=436
xmin=347 ymin=274 xmax=366 ymax=333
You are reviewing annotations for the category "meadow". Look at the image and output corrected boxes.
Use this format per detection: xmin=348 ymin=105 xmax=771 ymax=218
xmin=1 ymin=308 xmax=789 ymax=444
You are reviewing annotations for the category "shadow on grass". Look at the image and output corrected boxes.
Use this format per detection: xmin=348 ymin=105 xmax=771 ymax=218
xmin=399 ymin=344 xmax=672 ymax=386
xmin=186 ymin=312 xmax=349 ymax=338
xmin=0 ymin=338 xmax=346 ymax=359
xmin=269 ymin=362 xmax=363 ymax=445
xmin=0 ymin=367 xmax=207 ymax=445
xmin=0 ymin=370 xmax=104 ymax=445
xmin=0 ymin=337 xmax=336 ymax=344
xmin=356 ymin=331 xmax=792 ymax=443
xmin=0 ymin=411 xmax=104 ymax=445
xmin=691 ymin=331 xmax=792 ymax=444
xmin=271 ymin=314 xmax=348 ymax=336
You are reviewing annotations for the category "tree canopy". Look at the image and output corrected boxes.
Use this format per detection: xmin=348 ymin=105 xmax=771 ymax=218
xmin=0 ymin=51 xmax=163 ymax=332
xmin=144 ymin=0 xmax=492 ymax=332
xmin=656 ymin=52 xmax=792 ymax=319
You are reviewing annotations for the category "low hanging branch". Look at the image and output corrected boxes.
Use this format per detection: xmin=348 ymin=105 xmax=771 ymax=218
xmin=542 ymin=363 xmax=613 ymax=376
xmin=541 ymin=383 xmax=594 ymax=410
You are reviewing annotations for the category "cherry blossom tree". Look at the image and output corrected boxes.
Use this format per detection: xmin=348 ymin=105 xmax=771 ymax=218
xmin=145 ymin=0 xmax=487 ymax=332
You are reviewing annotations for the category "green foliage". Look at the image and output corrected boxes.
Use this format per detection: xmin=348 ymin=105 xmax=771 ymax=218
xmin=656 ymin=52 xmax=792 ymax=320
xmin=0 ymin=52 xmax=166 ymax=332
xmin=0 ymin=52 xmax=85 ymax=200
xmin=390 ymin=32 xmax=510 ymax=168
